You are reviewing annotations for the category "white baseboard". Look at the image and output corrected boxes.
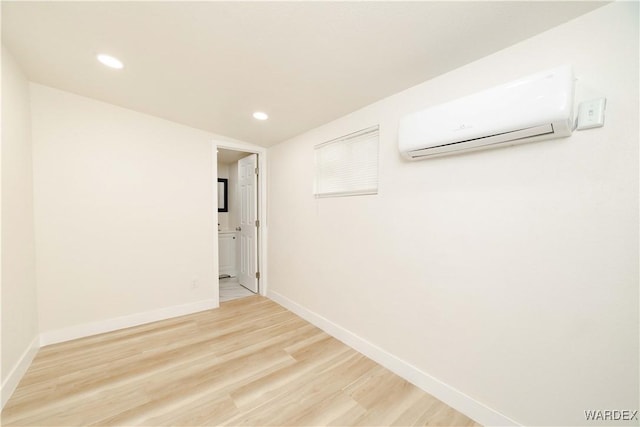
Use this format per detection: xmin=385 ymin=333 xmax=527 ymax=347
xmin=268 ymin=291 xmax=520 ymax=427
xmin=40 ymin=299 xmax=219 ymax=347
xmin=1 ymin=335 xmax=39 ymax=409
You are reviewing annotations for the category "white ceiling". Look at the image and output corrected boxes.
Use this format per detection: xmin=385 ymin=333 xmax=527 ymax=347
xmin=2 ymin=1 xmax=607 ymax=147
xmin=217 ymin=148 xmax=251 ymax=165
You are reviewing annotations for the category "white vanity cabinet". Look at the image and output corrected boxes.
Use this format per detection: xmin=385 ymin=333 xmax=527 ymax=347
xmin=218 ymin=231 xmax=237 ymax=277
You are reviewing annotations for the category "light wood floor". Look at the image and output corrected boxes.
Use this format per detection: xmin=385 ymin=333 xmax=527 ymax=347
xmin=1 ymin=296 xmax=480 ymax=426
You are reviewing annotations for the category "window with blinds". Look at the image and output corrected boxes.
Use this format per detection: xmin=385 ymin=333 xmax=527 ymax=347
xmin=314 ymin=125 xmax=379 ymax=198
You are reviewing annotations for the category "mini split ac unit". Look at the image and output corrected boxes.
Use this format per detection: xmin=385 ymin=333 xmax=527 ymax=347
xmin=398 ymin=65 xmax=575 ymax=160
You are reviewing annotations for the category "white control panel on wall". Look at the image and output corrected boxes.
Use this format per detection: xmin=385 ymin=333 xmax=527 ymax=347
xmin=576 ymin=98 xmax=606 ymax=130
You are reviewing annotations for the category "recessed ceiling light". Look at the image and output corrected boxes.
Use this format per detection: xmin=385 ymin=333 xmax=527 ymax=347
xmin=253 ymin=111 xmax=269 ymax=121
xmin=97 ymin=54 xmax=124 ymax=69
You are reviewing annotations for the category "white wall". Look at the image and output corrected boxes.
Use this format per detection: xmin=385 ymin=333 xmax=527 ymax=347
xmin=228 ymin=161 xmax=240 ymax=231
xmin=267 ymin=3 xmax=639 ymax=426
xmin=217 ymin=162 xmax=230 ymax=230
xmin=217 ymin=160 xmax=242 ymax=232
xmin=1 ymin=46 xmax=39 ymax=405
xmin=30 ymin=84 xmax=225 ymax=339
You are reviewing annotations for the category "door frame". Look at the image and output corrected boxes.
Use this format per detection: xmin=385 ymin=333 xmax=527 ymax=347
xmin=213 ymin=139 xmax=268 ymax=300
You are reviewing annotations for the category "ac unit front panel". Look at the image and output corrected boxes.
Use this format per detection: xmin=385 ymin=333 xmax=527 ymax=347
xmin=398 ymin=65 xmax=574 ymax=159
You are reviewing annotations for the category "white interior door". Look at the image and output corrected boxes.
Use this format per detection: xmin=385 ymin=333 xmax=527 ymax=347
xmin=238 ymin=154 xmax=258 ymax=293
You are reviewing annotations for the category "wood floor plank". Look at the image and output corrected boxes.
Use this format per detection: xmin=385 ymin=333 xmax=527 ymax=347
xmin=1 ymin=295 xmax=480 ymax=426
xmin=389 ymin=393 xmax=443 ymax=426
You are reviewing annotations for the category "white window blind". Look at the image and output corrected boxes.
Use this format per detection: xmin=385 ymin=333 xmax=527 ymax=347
xmin=314 ymin=125 xmax=379 ymax=198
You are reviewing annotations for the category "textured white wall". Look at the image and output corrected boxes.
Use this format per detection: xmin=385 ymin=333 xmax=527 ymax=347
xmin=228 ymin=161 xmax=240 ymax=231
xmin=30 ymin=84 xmax=221 ymax=334
xmin=1 ymin=46 xmax=39 ymax=390
xmin=216 ymin=160 xmax=242 ymax=232
xmin=267 ymin=3 xmax=639 ymax=426
xmin=217 ymin=162 xmax=230 ymax=230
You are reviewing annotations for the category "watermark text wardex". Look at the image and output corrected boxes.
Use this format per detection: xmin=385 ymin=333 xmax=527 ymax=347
xmin=584 ymin=410 xmax=638 ymax=421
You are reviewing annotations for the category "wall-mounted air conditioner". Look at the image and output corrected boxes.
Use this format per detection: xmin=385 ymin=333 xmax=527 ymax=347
xmin=398 ymin=65 xmax=575 ymax=160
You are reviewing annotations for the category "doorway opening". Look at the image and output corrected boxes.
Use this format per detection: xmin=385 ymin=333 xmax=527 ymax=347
xmin=217 ymin=147 xmax=261 ymax=302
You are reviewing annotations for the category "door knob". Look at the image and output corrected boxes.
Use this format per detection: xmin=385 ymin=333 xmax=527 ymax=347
xmin=235 ymin=227 xmax=241 ymax=231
